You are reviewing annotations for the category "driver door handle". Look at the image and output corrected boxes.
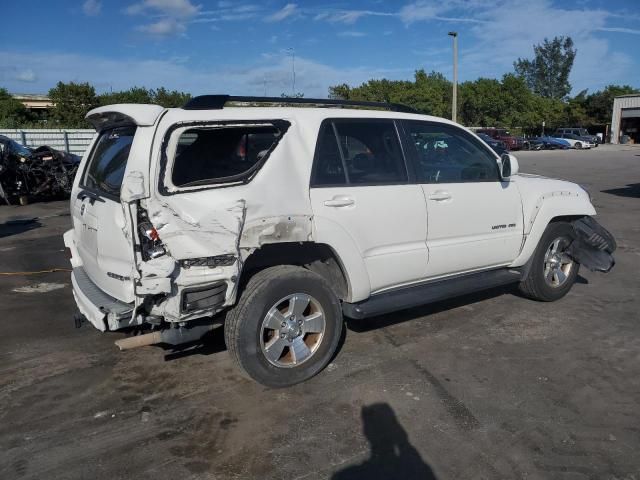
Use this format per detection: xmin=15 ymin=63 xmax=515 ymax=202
xmin=428 ymin=191 xmax=452 ymax=201
xmin=324 ymin=196 xmax=355 ymax=207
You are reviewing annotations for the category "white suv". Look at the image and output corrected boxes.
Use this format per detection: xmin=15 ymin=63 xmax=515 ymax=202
xmin=64 ymin=96 xmax=616 ymax=387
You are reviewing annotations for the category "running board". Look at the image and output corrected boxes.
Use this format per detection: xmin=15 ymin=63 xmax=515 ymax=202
xmin=342 ymin=268 xmax=523 ymax=319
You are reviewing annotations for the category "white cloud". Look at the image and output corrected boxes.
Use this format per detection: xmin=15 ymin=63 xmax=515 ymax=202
xmin=266 ymin=3 xmax=298 ymax=22
xmin=126 ymin=0 xmax=199 ymax=17
xmin=82 ymin=0 xmax=102 ymax=16
xmin=337 ymin=31 xmax=367 ymax=37
xmin=596 ymin=27 xmax=640 ymax=35
xmin=15 ymin=70 xmax=36 ymax=82
xmin=126 ymin=0 xmax=199 ymax=37
xmin=316 ymin=9 xmax=395 ymax=24
xmin=0 ymin=50 xmax=413 ymax=98
xmin=137 ymin=18 xmax=186 ymax=36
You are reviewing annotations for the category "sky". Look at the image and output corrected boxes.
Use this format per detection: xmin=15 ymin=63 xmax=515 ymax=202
xmin=1 ymin=0 xmax=639 ymax=98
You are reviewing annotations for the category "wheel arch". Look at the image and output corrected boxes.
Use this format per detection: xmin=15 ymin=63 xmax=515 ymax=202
xmin=511 ymin=191 xmax=595 ymax=268
xmin=239 ymin=242 xmax=353 ymax=302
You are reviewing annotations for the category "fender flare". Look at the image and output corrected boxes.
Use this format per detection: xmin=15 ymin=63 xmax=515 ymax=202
xmin=511 ymin=191 xmax=596 ymax=267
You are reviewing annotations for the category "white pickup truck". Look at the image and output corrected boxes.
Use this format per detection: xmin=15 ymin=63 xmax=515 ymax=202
xmin=64 ymin=96 xmax=616 ymax=387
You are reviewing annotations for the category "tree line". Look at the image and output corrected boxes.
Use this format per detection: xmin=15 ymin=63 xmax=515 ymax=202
xmin=0 ymin=36 xmax=637 ymax=131
xmin=0 ymin=84 xmax=191 ymax=129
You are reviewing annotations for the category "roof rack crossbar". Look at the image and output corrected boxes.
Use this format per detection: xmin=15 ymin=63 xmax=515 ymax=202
xmin=182 ymin=95 xmax=418 ymax=114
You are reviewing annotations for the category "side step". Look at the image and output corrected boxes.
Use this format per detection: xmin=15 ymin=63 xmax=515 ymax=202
xmin=342 ymin=268 xmax=523 ymax=319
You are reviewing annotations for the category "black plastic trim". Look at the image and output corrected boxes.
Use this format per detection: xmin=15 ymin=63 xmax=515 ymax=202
xmin=183 ymin=95 xmax=419 ymax=114
xmin=342 ymin=268 xmax=523 ymax=319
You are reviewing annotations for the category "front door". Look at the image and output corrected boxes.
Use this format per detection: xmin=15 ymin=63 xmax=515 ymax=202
xmin=309 ymin=119 xmax=428 ymax=294
xmin=402 ymin=121 xmax=523 ymax=278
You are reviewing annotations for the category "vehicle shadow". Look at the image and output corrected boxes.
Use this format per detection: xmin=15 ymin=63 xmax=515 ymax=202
xmin=331 ymin=403 xmax=437 ymax=480
xmin=0 ymin=217 xmax=42 ymax=239
xmin=601 ymin=183 xmax=640 ymax=198
xmin=163 ymin=326 xmax=227 ymax=361
xmin=347 ymin=284 xmax=513 ymax=333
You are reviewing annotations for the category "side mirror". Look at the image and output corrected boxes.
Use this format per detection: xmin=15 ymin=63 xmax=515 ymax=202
xmin=499 ymin=153 xmax=519 ymax=180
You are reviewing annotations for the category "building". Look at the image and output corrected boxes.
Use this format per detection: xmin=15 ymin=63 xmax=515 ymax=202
xmin=610 ymin=94 xmax=640 ymax=144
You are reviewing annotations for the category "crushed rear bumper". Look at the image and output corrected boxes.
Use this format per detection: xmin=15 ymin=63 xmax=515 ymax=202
xmin=71 ymin=267 xmax=134 ymax=331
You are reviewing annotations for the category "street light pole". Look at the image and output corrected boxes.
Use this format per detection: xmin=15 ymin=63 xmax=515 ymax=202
xmin=287 ymin=47 xmax=296 ymax=97
xmin=448 ymin=31 xmax=458 ymax=123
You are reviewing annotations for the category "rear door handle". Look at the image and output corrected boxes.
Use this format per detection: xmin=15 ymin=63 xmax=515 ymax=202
xmin=324 ymin=196 xmax=355 ymax=207
xmin=428 ymin=191 xmax=452 ymax=201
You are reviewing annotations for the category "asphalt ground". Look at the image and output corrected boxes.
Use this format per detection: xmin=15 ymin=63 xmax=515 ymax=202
xmin=0 ymin=144 xmax=639 ymax=480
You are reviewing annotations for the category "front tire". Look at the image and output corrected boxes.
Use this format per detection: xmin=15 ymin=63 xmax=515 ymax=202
xmin=519 ymin=222 xmax=580 ymax=302
xmin=224 ymin=265 xmax=343 ymax=387
xmin=575 ymin=142 xmax=582 ymax=149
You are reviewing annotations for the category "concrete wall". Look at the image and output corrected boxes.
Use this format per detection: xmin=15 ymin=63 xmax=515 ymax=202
xmin=610 ymin=95 xmax=640 ymax=144
xmin=0 ymin=129 xmax=95 ymax=156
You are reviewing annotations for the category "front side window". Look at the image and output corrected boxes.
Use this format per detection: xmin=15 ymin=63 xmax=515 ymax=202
xmin=311 ymin=119 xmax=407 ymax=186
xmin=171 ymin=125 xmax=283 ymax=188
xmin=404 ymin=121 xmax=500 ymax=183
xmin=83 ymin=126 xmax=136 ymax=197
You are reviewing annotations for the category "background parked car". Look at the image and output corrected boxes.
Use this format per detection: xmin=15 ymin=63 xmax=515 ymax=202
xmin=476 ymin=133 xmax=509 ymax=155
xmin=531 ymin=137 xmax=571 ymax=150
xmin=476 ymin=128 xmax=523 ymax=151
xmin=555 ymin=133 xmax=596 ymax=149
xmin=554 ymin=128 xmax=600 ymax=145
xmin=554 ymin=133 xmax=593 ymax=149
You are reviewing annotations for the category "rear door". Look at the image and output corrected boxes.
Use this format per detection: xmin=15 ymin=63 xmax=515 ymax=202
xmin=309 ymin=118 xmax=428 ymax=293
xmin=72 ymin=126 xmax=138 ymax=302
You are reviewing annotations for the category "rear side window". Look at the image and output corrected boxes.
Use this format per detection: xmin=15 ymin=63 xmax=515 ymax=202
xmin=172 ymin=125 xmax=283 ymax=187
xmin=83 ymin=126 xmax=136 ymax=197
xmin=312 ymin=119 xmax=407 ymax=187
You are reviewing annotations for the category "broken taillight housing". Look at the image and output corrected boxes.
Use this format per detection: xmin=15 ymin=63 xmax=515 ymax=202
xmin=138 ymin=219 xmax=166 ymax=260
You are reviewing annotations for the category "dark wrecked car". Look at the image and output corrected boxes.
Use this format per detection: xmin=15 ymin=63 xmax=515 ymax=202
xmin=0 ymin=135 xmax=80 ymax=205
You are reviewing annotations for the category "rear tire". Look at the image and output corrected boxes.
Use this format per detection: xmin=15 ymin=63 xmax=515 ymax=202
xmin=224 ymin=265 xmax=343 ymax=387
xmin=519 ymin=222 xmax=579 ymax=302
xmin=18 ymin=195 xmax=29 ymax=206
xmin=575 ymin=142 xmax=582 ymax=149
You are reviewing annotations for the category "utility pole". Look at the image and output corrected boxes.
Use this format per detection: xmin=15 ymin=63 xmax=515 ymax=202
xmin=448 ymin=31 xmax=458 ymax=123
xmin=287 ymin=47 xmax=296 ymax=97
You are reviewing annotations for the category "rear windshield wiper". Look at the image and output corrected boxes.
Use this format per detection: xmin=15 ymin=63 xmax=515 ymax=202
xmin=77 ymin=189 xmax=105 ymax=202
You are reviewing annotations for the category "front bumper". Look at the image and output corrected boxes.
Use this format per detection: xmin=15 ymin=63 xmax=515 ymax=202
xmin=567 ymin=217 xmax=616 ymax=273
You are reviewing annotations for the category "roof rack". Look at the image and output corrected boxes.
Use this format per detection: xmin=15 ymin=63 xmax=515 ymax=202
xmin=182 ymin=95 xmax=419 ymax=114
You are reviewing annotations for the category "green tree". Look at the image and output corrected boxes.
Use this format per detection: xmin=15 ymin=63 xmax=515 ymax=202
xmin=514 ymin=36 xmax=576 ymax=99
xmin=0 ymin=88 xmax=34 ymax=128
xmin=98 ymin=86 xmax=154 ymax=106
xmin=48 ymin=82 xmax=98 ymax=128
xmin=152 ymin=87 xmax=191 ymax=107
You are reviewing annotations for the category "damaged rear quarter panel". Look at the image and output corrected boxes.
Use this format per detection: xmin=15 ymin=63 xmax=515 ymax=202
xmin=141 ymin=111 xmax=316 ymax=320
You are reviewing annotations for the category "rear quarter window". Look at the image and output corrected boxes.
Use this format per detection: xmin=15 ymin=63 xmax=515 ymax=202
xmin=167 ymin=124 xmax=286 ymax=190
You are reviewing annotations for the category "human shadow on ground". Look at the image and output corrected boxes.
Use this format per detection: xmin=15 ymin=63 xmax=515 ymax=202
xmin=601 ymin=183 xmax=640 ymax=199
xmin=332 ymin=403 xmax=437 ymax=480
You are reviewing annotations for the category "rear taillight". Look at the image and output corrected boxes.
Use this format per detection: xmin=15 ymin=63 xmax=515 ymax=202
xmin=138 ymin=220 xmax=166 ymax=260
